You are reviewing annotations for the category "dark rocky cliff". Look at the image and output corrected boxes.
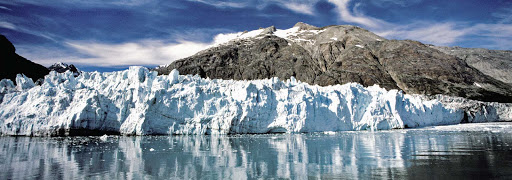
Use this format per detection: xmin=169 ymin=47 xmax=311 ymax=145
xmin=0 ymin=35 xmax=49 ymax=83
xmin=156 ymin=23 xmax=512 ymax=103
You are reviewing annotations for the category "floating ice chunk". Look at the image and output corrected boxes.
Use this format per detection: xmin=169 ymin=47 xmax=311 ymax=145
xmin=99 ymin=134 xmax=108 ymax=141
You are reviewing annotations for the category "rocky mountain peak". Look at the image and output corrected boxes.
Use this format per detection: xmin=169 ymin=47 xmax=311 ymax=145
xmin=260 ymin=26 xmax=276 ymax=35
xmin=157 ymin=23 xmax=512 ymax=103
xmin=48 ymin=62 xmax=80 ymax=76
xmin=0 ymin=35 xmax=15 ymax=55
xmin=0 ymin=34 xmax=49 ymax=83
xmin=293 ymin=22 xmax=320 ymax=31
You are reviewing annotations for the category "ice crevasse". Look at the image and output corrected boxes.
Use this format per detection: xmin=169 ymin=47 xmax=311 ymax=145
xmin=0 ymin=67 xmax=508 ymax=136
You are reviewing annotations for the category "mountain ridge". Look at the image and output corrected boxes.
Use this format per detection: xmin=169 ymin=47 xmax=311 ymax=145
xmin=156 ymin=22 xmax=512 ymax=103
xmin=48 ymin=62 xmax=81 ymax=76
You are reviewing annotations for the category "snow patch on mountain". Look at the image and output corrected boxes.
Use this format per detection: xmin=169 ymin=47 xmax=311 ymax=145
xmin=48 ymin=62 xmax=81 ymax=77
xmin=209 ymin=25 xmax=327 ymax=48
xmin=211 ymin=29 xmax=265 ymax=47
xmin=0 ymin=67 xmax=509 ymax=136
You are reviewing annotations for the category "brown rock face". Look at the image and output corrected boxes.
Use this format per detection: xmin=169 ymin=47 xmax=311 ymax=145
xmin=432 ymin=46 xmax=512 ymax=85
xmin=156 ymin=23 xmax=512 ymax=103
xmin=164 ymin=35 xmax=321 ymax=84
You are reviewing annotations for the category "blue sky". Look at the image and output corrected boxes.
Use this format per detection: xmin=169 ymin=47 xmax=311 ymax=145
xmin=1 ymin=0 xmax=511 ymax=71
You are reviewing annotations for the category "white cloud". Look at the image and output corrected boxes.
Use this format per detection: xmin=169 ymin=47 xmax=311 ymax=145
xmin=25 ymin=21 xmax=511 ymax=68
xmin=186 ymin=0 xmax=318 ymax=15
xmin=9 ymin=0 xmax=512 ymax=68
xmin=377 ymin=23 xmax=469 ymax=45
xmin=470 ymin=23 xmax=512 ymax=38
xmin=463 ymin=23 xmax=512 ymax=49
xmin=51 ymin=30 xmax=273 ymax=67
xmin=1 ymin=0 xmax=153 ymax=8
xmin=187 ymin=0 xmax=248 ymax=8
xmin=369 ymin=0 xmax=422 ymax=7
xmin=325 ymin=0 xmax=512 ymax=48
xmin=0 ymin=6 xmax=12 ymax=11
xmin=15 ymin=45 xmax=81 ymax=67
xmin=375 ymin=22 xmax=512 ymax=47
xmin=281 ymin=2 xmax=315 ymax=15
xmin=493 ymin=7 xmax=512 ymax=24
xmin=19 ymin=39 xmax=213 ymax=67
xmin=59 ymin=40 xmax=211 ymax=67
xmin=0 ymin=21 xmax=16 ymax=30
xmin=321 ymin=0 xmax=467 ymax=45
xmin=0 ymin=20 xmax=58 ymax=42
xmin=6 ymin=0 xmax=242 ymax=12
xmin=328 ymin=0 xmax=387 ymax=28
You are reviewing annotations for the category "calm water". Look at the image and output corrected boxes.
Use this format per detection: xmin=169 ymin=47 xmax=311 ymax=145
xmin=1 ymin=123 xmax=512 ymax=179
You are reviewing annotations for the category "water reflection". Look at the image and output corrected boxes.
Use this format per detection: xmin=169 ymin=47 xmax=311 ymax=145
xmin=1 ymin=130 xmax=512 ymax=179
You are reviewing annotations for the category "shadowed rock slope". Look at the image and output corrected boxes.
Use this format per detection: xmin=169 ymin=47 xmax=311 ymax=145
xmin=156 ymin=23 xmax=512 ymax=103
xmin=0 ymin=35 xmax=49 ymax=82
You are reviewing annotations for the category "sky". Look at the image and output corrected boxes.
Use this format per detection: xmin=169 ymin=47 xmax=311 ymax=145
xmin=1 ymin=0 xmax=511 ymax=71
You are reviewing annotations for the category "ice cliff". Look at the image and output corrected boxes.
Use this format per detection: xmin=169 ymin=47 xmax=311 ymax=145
xmin=0 ymin=67 xmax=510 ymax=136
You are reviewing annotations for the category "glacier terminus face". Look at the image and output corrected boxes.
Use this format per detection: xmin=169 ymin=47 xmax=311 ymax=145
xmin=0 ymin=67 xmax=510 ymax=136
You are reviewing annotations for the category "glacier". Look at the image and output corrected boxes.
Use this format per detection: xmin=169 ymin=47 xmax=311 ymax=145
xmin=0 ymin=67 xmax=510 ymax=136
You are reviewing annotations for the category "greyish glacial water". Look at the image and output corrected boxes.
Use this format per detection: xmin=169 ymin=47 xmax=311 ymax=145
xmin=1 ymin=123 xmax=512 ymax=179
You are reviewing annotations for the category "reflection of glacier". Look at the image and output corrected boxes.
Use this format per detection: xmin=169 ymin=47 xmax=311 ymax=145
xmin=1 ymin=67 xmax=509 ymax=136
xmin=1 ymin=131 xmax=510 ymax=179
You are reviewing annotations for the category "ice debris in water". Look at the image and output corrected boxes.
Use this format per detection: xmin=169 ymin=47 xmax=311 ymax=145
xmin=99 ymin=134 xmax=108 ymax=141
xmin=323 ymin=131 xmax=336 ymax=135
xmin=0 ymin=66 xmax=510 ymax=136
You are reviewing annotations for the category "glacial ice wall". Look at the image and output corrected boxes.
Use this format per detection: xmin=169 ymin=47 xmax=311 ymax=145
xmin=0 ymin=67 xmax=508 ymax=136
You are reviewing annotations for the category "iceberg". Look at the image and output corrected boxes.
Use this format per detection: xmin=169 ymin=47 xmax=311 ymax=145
xmin=0 ymin=67 xmax=510 ymax=136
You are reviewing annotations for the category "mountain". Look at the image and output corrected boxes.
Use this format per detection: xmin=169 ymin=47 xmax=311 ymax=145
xmin=0 ymin=35 xmax=49 ymax=83
xmin=156 ymin=22 xmax=512 ymax=103
xmin=48 ymin=62 xmax=81 ymax=76
xmin=1 ymin=25 xmax=511 ymax=136
xmin=431 ymin=46 xmax=512 ymax=85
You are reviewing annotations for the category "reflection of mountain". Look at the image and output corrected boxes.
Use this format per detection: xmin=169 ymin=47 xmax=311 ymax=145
xmin=1 ymin=131 xmax=511 ymax=179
